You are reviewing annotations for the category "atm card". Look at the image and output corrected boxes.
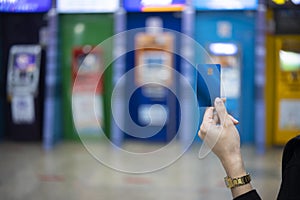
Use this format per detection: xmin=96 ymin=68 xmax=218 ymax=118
xmin=197 ymin=64 xmax=221 ymax=107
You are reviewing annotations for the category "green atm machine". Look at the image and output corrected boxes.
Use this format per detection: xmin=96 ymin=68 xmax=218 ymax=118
xmin=71 ymin=46 xmax=104 ymax=135
xmin=57 ymin=0 xmax=118 ymax=140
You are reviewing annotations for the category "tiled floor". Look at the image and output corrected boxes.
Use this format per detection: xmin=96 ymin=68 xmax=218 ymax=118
xmin=0 ymin=141 xmax=283 ymax=200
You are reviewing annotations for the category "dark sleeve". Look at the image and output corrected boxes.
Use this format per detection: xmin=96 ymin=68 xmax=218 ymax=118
xmin=277 ymin=135 xmax=300 ymax=200
xmin=233 ymin=190 xmax=262 ymax=200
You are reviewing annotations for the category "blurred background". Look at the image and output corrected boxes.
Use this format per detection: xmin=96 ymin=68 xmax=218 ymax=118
xmin=0 ymin=0 xmax=300 ymax=199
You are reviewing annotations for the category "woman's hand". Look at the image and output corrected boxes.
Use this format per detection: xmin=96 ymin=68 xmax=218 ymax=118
xmin=198 ymin=97 xmax=253 ymax=198
xmin=198 ymin=97 xmax=241 ymax=163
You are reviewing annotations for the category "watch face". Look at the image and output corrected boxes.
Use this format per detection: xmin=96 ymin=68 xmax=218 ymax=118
xmin=224 ymin=176 xmax=233 ymax=188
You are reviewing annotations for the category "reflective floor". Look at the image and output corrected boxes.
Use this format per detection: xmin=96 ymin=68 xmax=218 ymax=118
xmin=0 ymin=141 xmax=283 ymax=200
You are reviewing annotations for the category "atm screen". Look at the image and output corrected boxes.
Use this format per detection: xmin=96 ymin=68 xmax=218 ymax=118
xmin=14 ymin=53 xmax=36 ymax=72
xmin=141 ymin=51 xmax=169 ymax=82
xmin=12 ymin=53 xmax=37 ymax=85
xmin=76 ymin=53 xmax=100 ymax=74
xmin=144 ymin=56 xmax=165 ymax=68
xmin=208 ymin=43 xmax=240 ymax=98
xmin=280 ymin=50 xmax=300 ymax=71
xmin=7 ymin=45 xmax=41 ymax=96
xmin=143 ymin=52 xmax=167 ymax=69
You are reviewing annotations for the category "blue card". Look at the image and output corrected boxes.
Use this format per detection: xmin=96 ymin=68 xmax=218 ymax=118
xmin=197 ymin=64 xmax=221 ymax=107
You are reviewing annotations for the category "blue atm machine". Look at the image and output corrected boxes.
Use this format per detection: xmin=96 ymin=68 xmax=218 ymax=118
xmin=207 ymin=43 xmax=241 ymax=118
xmin=121 ymin=0 xmax=185 ymax=142
xmin=194 ymin=0 xmax=257 ymax=143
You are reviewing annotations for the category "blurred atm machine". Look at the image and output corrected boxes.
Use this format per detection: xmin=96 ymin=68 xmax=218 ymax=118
xmin=273 ymin=37 xmax=300 ymax=144
xmin=71 ymin=46 xmax=104 ymax=136
xmin=207 ymin=43 xmax=241 ymax=119
xmin=193 ymin=3 xmax=257 ymax=143
xmin=265 ymin=0 xmax=300 ymax=145
xmin=6 ymin=45 xmax=43 ymax=141
xmin=57 ymin=0 xmax=117 ymax=140
xmin=126 ymin=18 xmax=177 ymax=142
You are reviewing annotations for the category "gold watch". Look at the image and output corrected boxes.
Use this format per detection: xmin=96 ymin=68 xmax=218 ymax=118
xmin=224 ymin=173 xmax=251 ymax=189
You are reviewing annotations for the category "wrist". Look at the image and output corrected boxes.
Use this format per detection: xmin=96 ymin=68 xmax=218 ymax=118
xmin=220 ymin=154 xmax=253 ymax=198
xmin=220 ymin=153 xmax=246 ymax=178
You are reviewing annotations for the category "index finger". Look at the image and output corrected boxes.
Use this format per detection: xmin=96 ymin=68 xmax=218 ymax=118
xmin=199 ymin=107 xmax=216 ymax=139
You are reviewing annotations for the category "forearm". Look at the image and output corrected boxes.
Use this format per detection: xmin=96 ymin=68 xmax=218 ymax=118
xmin=199 ymin=98 xmax=259 ymax=199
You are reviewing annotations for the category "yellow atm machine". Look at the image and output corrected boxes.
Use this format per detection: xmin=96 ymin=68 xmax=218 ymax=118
xmin=273 ymin=36 xmax=300 ymax=145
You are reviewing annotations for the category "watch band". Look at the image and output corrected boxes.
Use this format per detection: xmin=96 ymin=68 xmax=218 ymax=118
xmin=224 ymin=173 xmax=251 ymax=189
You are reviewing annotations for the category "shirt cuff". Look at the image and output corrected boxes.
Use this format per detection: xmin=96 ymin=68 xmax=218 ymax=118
xmin=233 ymin=190 xmax=262 ymax=200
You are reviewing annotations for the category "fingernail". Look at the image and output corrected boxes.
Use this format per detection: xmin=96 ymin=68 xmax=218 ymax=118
xmin=215 ymin=97 xmax=222 ymax=104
